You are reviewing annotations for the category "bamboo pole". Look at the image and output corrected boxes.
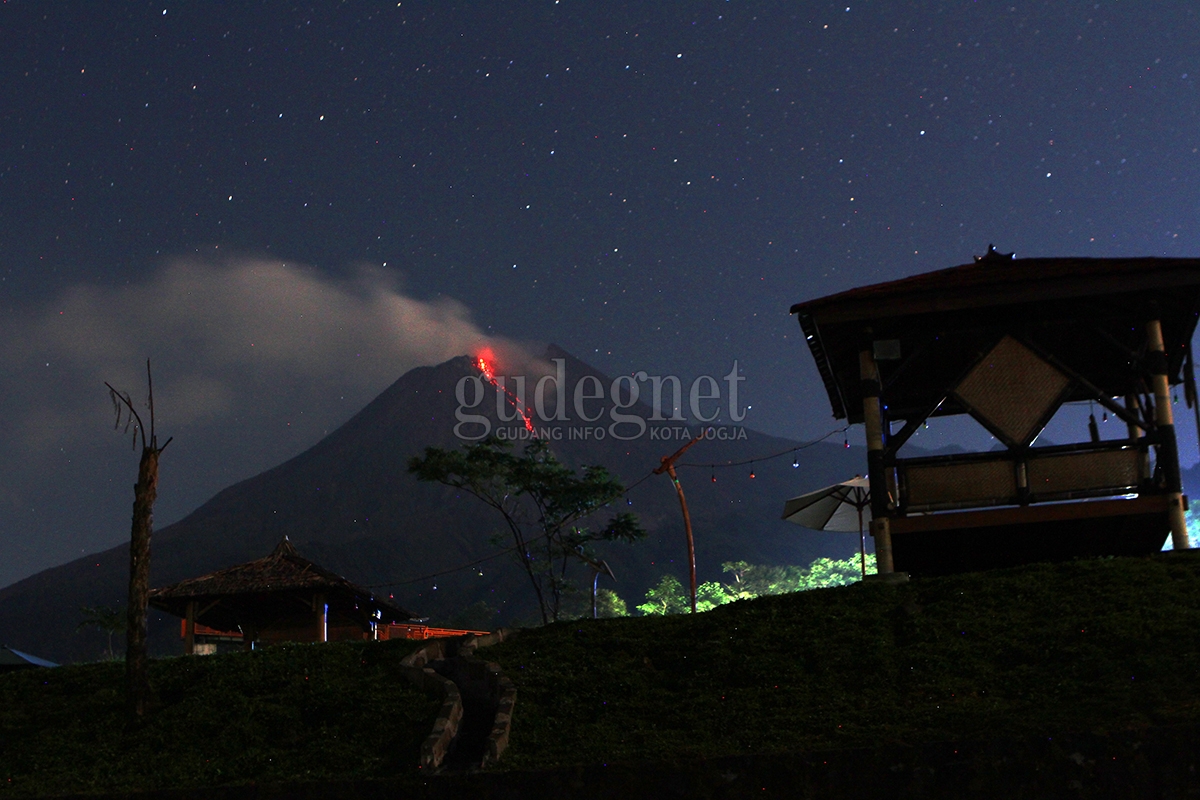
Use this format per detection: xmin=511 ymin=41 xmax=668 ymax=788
xmin=1147 ymin=319 xmax=1190 ymax=550
xmin=860 ymin=347 xmax=895 ymax=573
xmin=655 ymin=436 xmax=704 ymax=612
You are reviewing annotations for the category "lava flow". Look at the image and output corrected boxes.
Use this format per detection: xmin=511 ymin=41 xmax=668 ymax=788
xmin=476 ymin=347 xmax=536 ymax=434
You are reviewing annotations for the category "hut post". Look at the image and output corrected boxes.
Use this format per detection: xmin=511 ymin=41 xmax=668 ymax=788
xmin=860 ymin=345 xmax=895 ymax=573
xmin=316 ymin=593 xmax=328 ymax=642
xmin=1126 ymin=394 xmax=1151 ymax=482
xmin=184 ymin=600 xmax=196 ymax=656
xmin=1147 ymin=319 xmax=1190 ymax=550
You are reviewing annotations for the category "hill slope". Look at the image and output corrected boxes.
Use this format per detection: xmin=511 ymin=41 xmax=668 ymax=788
xmin=485 ymin=550 xmax=1200 ymax=769
xmin=2 ymin=552 xmax=1198 ymax=797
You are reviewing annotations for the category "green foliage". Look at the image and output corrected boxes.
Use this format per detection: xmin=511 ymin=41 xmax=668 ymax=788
xmin=562 ymin=587 xmax=630 ymax=620
xmin=638 ymin=554 xmax=877 ymax=615
xmin=0 ymin=639 xmax=436 ymax=795
xmin=409 ymin=437 xmax=646 ymax=624
xmin=485 ymin=551 xmax=1200 ymax=771
xmin=595 ymin=588 xmax=629 ymax=618
xmin=636 ymin=575 xmax=690 ymax=616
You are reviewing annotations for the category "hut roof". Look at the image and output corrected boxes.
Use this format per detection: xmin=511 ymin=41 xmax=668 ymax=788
xmin=149 ymin=538 xmax=412 ymax=628
xmin=790 ymin=256 xmax=1200 ymax=423
xmin=0 ymin=645 xmax=57 ymax=670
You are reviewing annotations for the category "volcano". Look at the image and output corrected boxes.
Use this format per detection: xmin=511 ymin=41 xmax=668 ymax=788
xmin=0 ymin=346 xmax=864 ymax=662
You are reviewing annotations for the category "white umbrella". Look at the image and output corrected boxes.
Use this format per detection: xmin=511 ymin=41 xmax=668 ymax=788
xmin=781 ymin=476 xmax=872 ymax=577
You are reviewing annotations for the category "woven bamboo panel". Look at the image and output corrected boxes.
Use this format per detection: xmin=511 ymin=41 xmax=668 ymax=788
xmin=954 ymin=336 xmax=1069 ymax=445
xmin=903 ymin=459 xmax=1016 ymax=509
xmin=1027 ymin=449 xmax=1141 ymax=497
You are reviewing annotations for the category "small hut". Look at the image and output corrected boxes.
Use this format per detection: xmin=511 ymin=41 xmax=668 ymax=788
xmin=791 ymin=253 xmax=1200 ymax=577
xmin=149 ymin=538 xmax=413 ymax=653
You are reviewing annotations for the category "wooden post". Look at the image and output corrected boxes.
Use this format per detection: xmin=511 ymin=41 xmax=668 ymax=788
xmin=184 ymin=600 xmax=196 ymax=656
xmin=1147 ymin=319 xmax=1190 ymax=550
xmin=860 ymin=346 xmax=895 ymax=573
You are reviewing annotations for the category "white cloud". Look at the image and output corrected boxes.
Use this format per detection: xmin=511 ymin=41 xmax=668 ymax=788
xmin=5 ymin=258 xmax=503 ymax=446
xmin=0 ymin=256 xmax=529 ymax=587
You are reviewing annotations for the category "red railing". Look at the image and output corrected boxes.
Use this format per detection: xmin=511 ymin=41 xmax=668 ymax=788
xmin=180 ymin=620 xmax=490 ymax=642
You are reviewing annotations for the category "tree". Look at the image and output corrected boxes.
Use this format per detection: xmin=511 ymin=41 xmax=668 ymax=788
xmin=594 ymin=588 xmax=629 ymax=619
xmin=562 ymin=587 xmax=630 ymax=620
xmin=107 ymin=360 xmax=171 ymax=720
xmin=636 ymin=575 xmax=692 ymax=616
xmin=76 ymin=604 xmax=124 ymax=660
xmin=638 ymin=555 xmax=878 ymax=615
xmin=409 ymin=437 xmax=645 ymax=624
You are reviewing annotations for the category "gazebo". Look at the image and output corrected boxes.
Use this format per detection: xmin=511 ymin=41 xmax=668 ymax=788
xmin=790 ymin=252 xmax=1200 ymax=577
xmin=149 ymin=538 xmax=413 ymax=653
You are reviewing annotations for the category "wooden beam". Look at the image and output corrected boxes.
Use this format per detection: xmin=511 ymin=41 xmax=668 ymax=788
xmin=889 ymin=494 xmax=1171 ymax=535
xmin=184 ymin=600 xmax=195 ymax=656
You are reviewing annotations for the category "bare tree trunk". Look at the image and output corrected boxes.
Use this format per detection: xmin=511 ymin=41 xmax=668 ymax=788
xmin=107 ymin=360 xmax=169 ymax=723
xmin=126 ymin=444 xmax=159 ymax=719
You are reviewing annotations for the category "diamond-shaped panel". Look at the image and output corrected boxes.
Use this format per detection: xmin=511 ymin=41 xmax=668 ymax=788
xmin=953 ymin=336 xmax=1069 ymax=445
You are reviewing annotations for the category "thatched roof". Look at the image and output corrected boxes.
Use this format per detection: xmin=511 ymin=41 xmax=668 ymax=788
xmin=149 ymin=538 xmax=412 ymax=626
xmin=790 ymin=256 xmax=1200 ymax=423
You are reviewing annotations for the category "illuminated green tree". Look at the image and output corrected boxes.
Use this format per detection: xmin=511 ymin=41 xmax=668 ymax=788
xmin=638 ymin=554 xmax=877 ymax=615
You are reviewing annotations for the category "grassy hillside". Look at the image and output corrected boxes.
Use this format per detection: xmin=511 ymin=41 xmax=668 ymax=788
xmin=0 ymin=639 xmax=434 ymax=797
xmin=3 ymin=552 xmax=1199 ymax=796
xmin=484 ymin=551 xmax=1200 ymax=770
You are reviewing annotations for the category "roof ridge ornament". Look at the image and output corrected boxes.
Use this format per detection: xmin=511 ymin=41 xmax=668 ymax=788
xmin=974 ymin=243 xmax=1015 ymax=263
xmin=272 ymin=536 xmax=299 ymax=557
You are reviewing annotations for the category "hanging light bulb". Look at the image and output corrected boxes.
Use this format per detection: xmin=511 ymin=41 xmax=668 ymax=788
xmin=711 ymin=467 xmax=716 ymax=483
xmin=1102 ymin=410 xmax=1108 ymax=423
xmin=792 ymin=451 xmax=799 ymax=468
xmin=749 ymin=462 xmax=756 ymax=479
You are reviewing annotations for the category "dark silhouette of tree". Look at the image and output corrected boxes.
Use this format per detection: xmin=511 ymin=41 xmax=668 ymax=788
xmin=76 ymin=604 xmax=125 ymax=660
xmin=106 ymin=360 xmax=170 ymax=721
xmin=409 ymin=438 xmax=644 ymax=624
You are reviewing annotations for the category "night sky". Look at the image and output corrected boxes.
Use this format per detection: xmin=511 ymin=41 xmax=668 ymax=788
xmin=3 ymin=1 xmax=1199 ymax=588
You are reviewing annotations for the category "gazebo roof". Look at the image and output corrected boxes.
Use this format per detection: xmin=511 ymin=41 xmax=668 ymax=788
xmin=149 ymin=538 xmax=412 ymax=630
xmin=791 ymin=256 xmax=1200 ymax=423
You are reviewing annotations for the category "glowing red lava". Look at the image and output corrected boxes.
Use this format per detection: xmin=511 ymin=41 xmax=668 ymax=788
xmin=474 ymin=347 xmax=535 ymax=434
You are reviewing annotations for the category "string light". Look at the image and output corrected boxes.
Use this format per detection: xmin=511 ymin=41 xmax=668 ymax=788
xmin=677 ymin=425 xmax=849 ymax=475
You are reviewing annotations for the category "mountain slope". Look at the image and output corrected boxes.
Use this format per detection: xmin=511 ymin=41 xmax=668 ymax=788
xmin=0 ymin=347 xmax=863 ymax=662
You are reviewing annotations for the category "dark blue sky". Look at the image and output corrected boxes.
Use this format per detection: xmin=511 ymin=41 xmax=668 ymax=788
xmin=2 ymin=1 xmax=1199 ymax=586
